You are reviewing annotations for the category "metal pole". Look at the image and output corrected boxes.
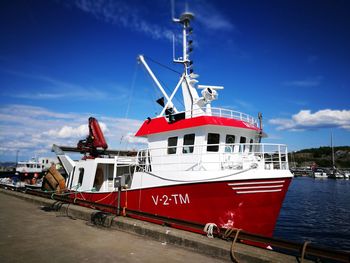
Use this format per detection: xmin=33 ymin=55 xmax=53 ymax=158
xmin=138 ymin=55 xmax=178 ymax=113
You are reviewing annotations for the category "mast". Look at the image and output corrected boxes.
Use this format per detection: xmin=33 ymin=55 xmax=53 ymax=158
xmin=172 ymin=12 xmax=194 ymax=75
xmin=331 ymin=131 xmax=335 ymax=169
xmin=138 ymin=10 xmax=222 ymax=119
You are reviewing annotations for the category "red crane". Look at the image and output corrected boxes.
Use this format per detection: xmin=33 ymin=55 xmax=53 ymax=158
xmin=77 ymin=117 xmax=108 ymax=158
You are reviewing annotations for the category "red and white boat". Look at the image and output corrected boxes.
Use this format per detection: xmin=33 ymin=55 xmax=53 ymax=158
xmin=53 ymin=12 xmax=293 ymax=238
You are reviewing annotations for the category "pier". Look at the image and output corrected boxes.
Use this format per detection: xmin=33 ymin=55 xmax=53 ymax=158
xmin=1 ymin=187 xmax=349 ymax=262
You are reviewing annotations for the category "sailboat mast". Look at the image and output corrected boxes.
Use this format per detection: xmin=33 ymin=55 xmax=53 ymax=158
xmin=331 ymin=131 xmax=335 ymax=168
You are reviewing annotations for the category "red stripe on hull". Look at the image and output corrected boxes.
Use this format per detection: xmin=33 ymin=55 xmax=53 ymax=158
xmin=69 ymin=178 xmax=291 ymax=237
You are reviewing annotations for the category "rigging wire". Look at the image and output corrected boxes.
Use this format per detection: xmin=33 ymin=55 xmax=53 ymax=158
xmin=124 ymin=62 xmax=139 ymax=119
xmin=157 ymin=76 xmax=185 ymax=109
xmin=144 ymin=55 xmax=182 ymax=75
xmin=142 ymin=55 xmax=185 ymax=109
xmin=139 ymin=65 xmax=162 ymax=115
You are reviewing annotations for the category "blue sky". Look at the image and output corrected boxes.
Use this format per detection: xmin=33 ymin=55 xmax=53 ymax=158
xmin=0 ymin=0 xmax=349 ymax=162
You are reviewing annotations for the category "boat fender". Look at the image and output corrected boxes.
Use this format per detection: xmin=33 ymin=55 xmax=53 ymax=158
xmin=203 ymin=223 xmax=218 ymax=238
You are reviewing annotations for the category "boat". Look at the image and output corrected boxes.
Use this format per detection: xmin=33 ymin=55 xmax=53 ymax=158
xmin=51 ymin=12 xmax=293 ymax=238
xmin=328 ymin=168 xmax=344 ymax=179
xmin=344 ymin=172 xmax=350 ymax=179
xmin=313 ymin=168 xmax=328 ymax=179
xmin=15 ymin=157 xmax=43 ymax=183
xmin=327 ymin=132 xmax=344 ymax=179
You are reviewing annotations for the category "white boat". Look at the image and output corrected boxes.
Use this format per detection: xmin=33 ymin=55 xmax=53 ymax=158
xmin=16 ymin=158 xmax=43 ymax=177
xmin=313 ymin=169 xmax=328 ymax=179
xmin=52 ymin=11 xmax=293 ymax=238
xmin=344 ymin=172 xmax=349 ymax=179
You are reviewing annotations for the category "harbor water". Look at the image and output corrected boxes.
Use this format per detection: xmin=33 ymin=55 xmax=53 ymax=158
xmin=274 ymin=177 xmax=350 ymax=252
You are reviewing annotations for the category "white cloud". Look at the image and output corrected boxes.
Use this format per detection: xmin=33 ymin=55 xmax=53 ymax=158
xmin=190 ymin=1 xmax=235 ymax=31
xmin=0 ymin=104 xmax=144 ymax=161
xmin=46 ymin=125 xmax=89 ymax=138
xmin=283 ymin=76 xmax=322 ymax=87
xmin=71 ymin=0 xmax=173 ymax=41
xmin=1 ymin=69 xmax=117 ymax=101
xmin=64 ymin=0 xmax=234 ymax=42
xmin=124 ymin=132 xmax=147 ymax=144
xmin=269 ymin=109 xmax=350 ymax=131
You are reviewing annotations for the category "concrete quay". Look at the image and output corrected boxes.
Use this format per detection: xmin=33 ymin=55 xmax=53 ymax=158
xmin=0 ymin=188 xmax=308 ymax=263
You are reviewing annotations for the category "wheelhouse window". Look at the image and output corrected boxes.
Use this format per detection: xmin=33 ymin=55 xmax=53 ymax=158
xmin=207 ymin=133 xmax=220 ymax=152
xmin=78 ymin=168 xmax=84 ymax=186
xmin=225 ymin=135 xmax=235 ymax=152
xmin=240 ymin=137 xmax=246 ymax=143
xmin=183 ymin=133 xmax=195 ymax=154
xmin=167 ymin=136 xmax=178 ymax=154
xmin=249 ymin=139 xmax=254 ymax=151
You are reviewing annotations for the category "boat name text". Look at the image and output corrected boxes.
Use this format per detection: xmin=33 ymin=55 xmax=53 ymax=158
xmin=151 ymin=193 xmax=190 ymax=206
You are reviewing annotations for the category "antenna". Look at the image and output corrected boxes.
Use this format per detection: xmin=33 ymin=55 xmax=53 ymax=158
xmin=172 ymin=9 xmax=195 ymax=78
xmin=172 ymin=34 xmax=176 ymax=61
xmin=171 ymin=0 xmax=179 ymax=22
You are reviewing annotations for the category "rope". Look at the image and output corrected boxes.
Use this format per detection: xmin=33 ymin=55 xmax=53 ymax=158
xmin=94 ymin=191 xmax=114 ymax=203
xmin=144 ymin=55 xmax=182 ymax=75
xmin=223 ymin=228 xmax=241 ymax=263
xmin=142 ymin=55 xmax=185 ymax=109
xmin=122 ymin=188 xmax=128 ymax=216
xmin=141 ymin=167 xmax=253 ymax=183
xmin=124 ymin=62 xmax=139 ymax=119
xmin=300 ymin=241 xmax=311 ymax=263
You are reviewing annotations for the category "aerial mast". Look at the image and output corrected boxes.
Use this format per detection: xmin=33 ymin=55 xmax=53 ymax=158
xmin=172 ymin=12 xmax=195 ymax=77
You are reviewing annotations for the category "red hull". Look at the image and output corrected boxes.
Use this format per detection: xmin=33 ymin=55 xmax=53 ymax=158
xmin=70 ymin=178 xmax=291 ymax=237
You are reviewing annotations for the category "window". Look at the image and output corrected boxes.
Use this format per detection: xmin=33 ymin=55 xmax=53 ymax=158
xmin=183 ymin=134 xmax=195 ymax=154
xmin=167 ymin=137 xmax=178 ymax=154
xmin=240 ymin=137 xmax=246 ymax=143
xmin=249 ymin=139 xmax=254 ymax=152
xmin=226 ymin=135 xmax=235 ymax=144
xmin=78 ymin=168 xmax=84 ymax=186
xmin=207 ymin=133 xmax=220 ymax=152
xmin=93 ymin=167 xmax=104 ymax=191
xmin=225 ymin=135 xmax=235 ymax=153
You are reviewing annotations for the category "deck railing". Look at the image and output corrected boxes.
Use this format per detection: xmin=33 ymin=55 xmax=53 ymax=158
xmin=200 ymin=107 xmax=258 ymax=127
xmin=166 ymin=107 xmax=258 ymax=127
xmin=136 ymin=143 xmax=289 ymax=172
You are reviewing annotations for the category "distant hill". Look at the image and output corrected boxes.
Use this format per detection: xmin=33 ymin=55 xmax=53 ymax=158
xmin=289 ymin=146 xmax=350 ymax=168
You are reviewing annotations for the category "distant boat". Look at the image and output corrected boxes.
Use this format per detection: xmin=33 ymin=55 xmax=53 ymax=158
xmin=344 ymin=172 xmax=350 ymax=179
xmin=313 ymin=168 xmax=328 ymax=179
xmin=327 ymin=132 xmax=344 ymax=179
xmin=327 ymin=168 xmax=344 ymax=179
xmin=15 ymin=158 xmax=44 ymax=183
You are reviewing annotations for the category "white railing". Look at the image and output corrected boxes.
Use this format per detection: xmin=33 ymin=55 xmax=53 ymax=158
xmin=136 ymin=143 xmax=288 ymax=172
xmin=203 ymin=107 xmax=258 ymax=127
xmin=166 ymin=107 xmax=258 ymax=127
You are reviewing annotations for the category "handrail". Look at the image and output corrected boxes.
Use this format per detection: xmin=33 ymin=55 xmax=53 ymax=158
xmin=165 ymin=107 xmax=258 ymax=127
xmin=137 ymin=143 xmax=289 ymax=171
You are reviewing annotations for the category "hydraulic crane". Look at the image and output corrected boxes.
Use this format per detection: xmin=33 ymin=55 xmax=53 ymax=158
xmin=77 ymin=117 xmax=108 ymax=158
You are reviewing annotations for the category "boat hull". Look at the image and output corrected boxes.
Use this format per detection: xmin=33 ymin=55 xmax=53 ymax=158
xmin=69 ymin=177 xmax=291 ymax=237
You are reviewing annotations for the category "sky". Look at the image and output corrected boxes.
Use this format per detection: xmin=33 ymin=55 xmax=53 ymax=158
xmin=0 ymin=0 xmax=349 ymax=162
